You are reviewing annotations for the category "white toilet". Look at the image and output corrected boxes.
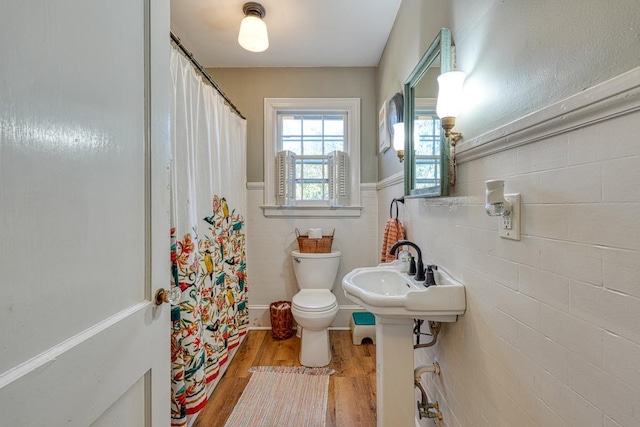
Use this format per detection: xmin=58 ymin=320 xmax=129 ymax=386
xmin=290 ymin=250 xmax=341 ymax=367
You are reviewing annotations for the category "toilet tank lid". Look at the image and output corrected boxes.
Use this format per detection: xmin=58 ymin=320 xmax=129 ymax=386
xmin=292 ymin=250 xmax=341 ymax=258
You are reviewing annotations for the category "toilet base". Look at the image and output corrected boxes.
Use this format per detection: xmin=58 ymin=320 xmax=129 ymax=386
xmin=299 ymin=328 xmax=331 ymax=367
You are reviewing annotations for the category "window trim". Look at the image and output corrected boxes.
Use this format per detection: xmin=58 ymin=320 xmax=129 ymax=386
xmin=264 ymin=98 xmax=361 ymax=209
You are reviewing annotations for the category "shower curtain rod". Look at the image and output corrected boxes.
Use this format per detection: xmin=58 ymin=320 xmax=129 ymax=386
xmin=170 ymin=31 xmax=246 ymax=120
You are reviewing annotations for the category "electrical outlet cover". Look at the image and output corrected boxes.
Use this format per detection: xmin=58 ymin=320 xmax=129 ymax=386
xmin=500 ymin=194 xmax=520 ymax=240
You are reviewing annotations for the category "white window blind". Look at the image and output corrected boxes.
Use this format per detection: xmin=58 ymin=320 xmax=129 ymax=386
xmin=328 ymin=150 xmax=349 ymax=206
xmin=276 ymin=150 xmax=296 ymax=206
xmin=276 ymin=149 xmax=349 ymax=207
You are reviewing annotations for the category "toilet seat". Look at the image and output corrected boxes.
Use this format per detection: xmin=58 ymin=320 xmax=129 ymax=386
xmin=292 ymin=290 xmax=337 ymax=313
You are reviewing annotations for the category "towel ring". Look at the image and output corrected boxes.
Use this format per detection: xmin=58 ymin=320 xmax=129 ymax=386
xmin=389 ymin=197 xmax=405 ymax=219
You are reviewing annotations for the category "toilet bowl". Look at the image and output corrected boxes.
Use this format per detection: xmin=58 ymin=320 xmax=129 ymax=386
xmin=290 ymin=250 xmax=341 ymax=367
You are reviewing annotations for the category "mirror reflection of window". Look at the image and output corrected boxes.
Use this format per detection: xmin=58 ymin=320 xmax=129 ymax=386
xmin=414 ymin=111 xmax=441 ymax=189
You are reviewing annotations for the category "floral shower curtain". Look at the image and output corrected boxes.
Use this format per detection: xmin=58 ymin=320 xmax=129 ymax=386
xmin=169 ymin=47 xmax=249 ymax=427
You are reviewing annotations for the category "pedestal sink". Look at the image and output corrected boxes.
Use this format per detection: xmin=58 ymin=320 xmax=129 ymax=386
xmin=342 ymin=265 xmax=465 ymax=427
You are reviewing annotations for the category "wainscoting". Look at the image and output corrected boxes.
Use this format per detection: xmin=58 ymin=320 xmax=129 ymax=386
xmin=245 ymin=183 xmax=380 ymax=328
xmin=380 ymin=67 xmax=640 ymax=426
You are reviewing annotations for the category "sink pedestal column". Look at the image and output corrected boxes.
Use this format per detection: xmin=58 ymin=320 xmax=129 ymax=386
xmin=375 ymin=315 xmax=415 ymax=427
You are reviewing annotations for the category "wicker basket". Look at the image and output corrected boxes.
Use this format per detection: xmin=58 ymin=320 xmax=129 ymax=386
xmin=295 ymin=228 xmax=335 ymax=253
xmin=269 ymin=300 xmax=295 ymax=340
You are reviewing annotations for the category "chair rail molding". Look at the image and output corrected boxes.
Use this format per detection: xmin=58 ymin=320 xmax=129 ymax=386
xmin=456 ymin=66 xmax=640 ymax=163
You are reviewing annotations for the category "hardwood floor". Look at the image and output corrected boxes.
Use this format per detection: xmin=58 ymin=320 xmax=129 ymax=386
xmin=193 ymin=330 xmax=377 ymax=427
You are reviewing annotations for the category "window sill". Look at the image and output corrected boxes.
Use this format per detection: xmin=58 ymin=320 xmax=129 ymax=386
xmin=261 ymin=205 xmax=362 ymax=218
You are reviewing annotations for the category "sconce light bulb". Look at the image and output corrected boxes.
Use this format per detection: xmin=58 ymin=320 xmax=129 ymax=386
xmin=393 ymin=122 xmax=405 ymax=162
xmin=436 ymin=71 xmax=466 ymax=119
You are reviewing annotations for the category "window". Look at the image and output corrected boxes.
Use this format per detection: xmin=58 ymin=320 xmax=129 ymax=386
xmin=279 ymin=113 xmax=345 ymax=203
xmin=413 ymin=98 xmax=441 ymax=190
xmin=264 ymin=98 xmax=361 ymax=217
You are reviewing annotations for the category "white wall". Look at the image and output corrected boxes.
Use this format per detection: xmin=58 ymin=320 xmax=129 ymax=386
xmin=377 ymin=0 xmax=451 ymax=183
xmin=207 ymin=67 xmax=378 ymax=183
xmin=451 ymin=0 xmax=640 ymax=140
xmin=409 ymin=71 xmax=640 ymax=427
xmin=246 ymin=183 xmax=379 ymax=328
xmin=376 ymin=1 xmax=640 ymax=426
xmin=205 ymin=66 xmax=381 ymax=329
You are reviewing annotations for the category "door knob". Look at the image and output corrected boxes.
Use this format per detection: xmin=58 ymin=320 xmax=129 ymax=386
xmin=155 ymin=287 xmax=181 ymax=306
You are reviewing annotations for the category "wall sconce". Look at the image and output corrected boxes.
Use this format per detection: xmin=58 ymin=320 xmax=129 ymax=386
xmin=436 ymin=71 xmax=466 ymax=144
xmin=485 ymin=180 xmax=521 ymax=241
xmin=393 ymin=122 xmax=405 ymax=162
xmin=238 ymin=2 xmax=269 ymax=52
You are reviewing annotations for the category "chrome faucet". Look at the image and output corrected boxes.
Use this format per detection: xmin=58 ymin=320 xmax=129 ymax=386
xmin=389 ymin=240 xmax=425 ymax=282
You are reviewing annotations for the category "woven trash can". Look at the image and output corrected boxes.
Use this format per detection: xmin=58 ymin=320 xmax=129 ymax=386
xmin=270 ymin=300 xmax=295 ymax=340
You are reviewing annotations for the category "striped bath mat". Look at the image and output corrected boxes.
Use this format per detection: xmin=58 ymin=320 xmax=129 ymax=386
xmin=224 ymin=366 xmax=335 ymax=427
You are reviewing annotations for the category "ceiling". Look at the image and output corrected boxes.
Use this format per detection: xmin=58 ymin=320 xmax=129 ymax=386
xmin=170 ymin=0 xmax=402 ymax=68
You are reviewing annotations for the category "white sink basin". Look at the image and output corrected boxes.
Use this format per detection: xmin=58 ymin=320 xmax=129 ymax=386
xmin=342 ymin=265 xmax=466 ymax=322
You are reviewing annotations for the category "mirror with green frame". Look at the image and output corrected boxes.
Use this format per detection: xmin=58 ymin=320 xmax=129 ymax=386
xmin=403 ymin=28 xmax=455 ymax=197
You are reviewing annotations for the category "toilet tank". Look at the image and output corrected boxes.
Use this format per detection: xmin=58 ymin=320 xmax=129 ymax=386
xmin=292 ymin=251 xmax=341 ymax=290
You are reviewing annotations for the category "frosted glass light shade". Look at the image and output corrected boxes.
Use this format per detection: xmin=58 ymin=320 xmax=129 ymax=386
xmin=436 ymin=71 xmax=466 ymax=118
xmin=392 ymin=122 xmax=405 ymax=151
xmin=238 ymin=15 xmax=269 ymax=52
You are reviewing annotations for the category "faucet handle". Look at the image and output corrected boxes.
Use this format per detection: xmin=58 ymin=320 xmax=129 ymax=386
xmin=408 ymin=255 xmax=417 ymax=275
xmin=425 ymin=265 xmax=438 ymax=287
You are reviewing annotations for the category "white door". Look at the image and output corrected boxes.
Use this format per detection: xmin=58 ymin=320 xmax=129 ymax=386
xmin=0 ymin=0 xmax=171 ymax=426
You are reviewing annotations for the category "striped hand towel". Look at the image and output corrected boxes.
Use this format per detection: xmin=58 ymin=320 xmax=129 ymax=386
xmin=380 ymin=217 xmax=405 ymax=263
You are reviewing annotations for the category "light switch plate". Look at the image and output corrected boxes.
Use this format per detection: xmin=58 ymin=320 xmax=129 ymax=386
xmin=499 ymin=194 xmax=520 ymax=240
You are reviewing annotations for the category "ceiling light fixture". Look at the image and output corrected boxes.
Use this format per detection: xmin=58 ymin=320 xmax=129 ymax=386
xmin=238 ymin=2 xmax=269 ymax=53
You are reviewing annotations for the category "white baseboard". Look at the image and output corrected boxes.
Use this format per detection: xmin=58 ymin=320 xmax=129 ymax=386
xmin=247 ymin=326 xmax=351 ymax=331
xmin=249 ymin=304 xmax=365 ymax=329
xmin=247 ymin=326 xmax=272 ymax=331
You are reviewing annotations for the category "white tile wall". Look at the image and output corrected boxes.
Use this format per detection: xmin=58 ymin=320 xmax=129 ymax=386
xmin=538 ymin=163 xmax=602 ymax=203
xmin=603 ymin=332 xmax=640 ymax=391
xmin=602 ymin=156 xmax=640 ymax=202
xmin=245 ymin=184 xmax=379 ymax=327
xmin=603 ymin=248 xmax=640 ymax=298
xmin=541 ymin=305 xmax=604 ymax=368
xmin=385 ymin=93 xmax=640 ymax=425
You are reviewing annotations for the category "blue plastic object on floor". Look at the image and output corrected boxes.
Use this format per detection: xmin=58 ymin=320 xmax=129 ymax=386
xmin=352 ymin=311 xmax=375 ymax=325
xmin=350 ymin=312 xmax=376 ymax=345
